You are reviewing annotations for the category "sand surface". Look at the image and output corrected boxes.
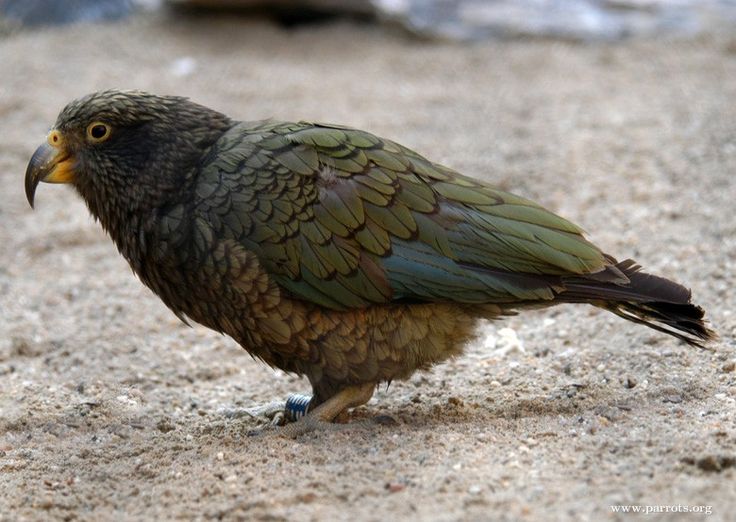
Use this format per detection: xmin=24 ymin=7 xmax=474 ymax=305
xmin=1 ymin=11 xmax=735 ymax=522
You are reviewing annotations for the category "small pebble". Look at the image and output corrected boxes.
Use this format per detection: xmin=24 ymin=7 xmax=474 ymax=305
xmin=298 ymin=492 xmax=317 ymax=503
xmin=373 ymin=415 xmax=398 ymax=426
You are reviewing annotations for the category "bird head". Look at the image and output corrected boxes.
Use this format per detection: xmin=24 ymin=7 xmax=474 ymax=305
xmin=25 ymin=90 xmax=232 ymax=224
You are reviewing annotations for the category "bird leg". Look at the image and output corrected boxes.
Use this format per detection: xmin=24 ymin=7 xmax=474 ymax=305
xmin=231 ymin=384 xmax=375 ymax=437
xmin=223 ymin=392 xmax=318 ymax=425
xmin=278 ymin=382 xmax=375 ymax=438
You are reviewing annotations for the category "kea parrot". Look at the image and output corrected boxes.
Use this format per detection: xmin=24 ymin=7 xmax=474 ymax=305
xmin=25 ymin=90 xmax=715 ymax=434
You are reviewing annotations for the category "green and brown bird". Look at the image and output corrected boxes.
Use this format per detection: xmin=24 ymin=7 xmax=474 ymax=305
xmin=25 ymin=90 xmax=715 ymax=433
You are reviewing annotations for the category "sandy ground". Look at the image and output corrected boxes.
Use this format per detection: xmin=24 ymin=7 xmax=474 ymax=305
xmin=1 ymin=11 xmax=735 ymax=522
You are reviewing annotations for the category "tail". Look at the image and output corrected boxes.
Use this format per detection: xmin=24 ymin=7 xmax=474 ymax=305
xmin=561 ymin=259 xmax=716 ymax=348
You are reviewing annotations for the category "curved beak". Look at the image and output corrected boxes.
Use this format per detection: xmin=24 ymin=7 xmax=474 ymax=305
xmin=25 ymin=140 xmax=76 ymax=208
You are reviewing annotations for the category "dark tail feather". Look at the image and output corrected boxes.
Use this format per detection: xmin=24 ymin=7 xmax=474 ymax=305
xmin=561 ymin=259 xmax=716 ymax=348
xmin=604 ymin=301 xmax=713 ymax=348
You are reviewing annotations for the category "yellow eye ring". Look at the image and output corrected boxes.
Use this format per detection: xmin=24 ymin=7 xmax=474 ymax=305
xmin=87 ymin=122 xmax=111 ymax=142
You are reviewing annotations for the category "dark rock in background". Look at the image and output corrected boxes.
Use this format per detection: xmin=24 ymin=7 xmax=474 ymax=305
xmin=169 ymin=0 xmax=736 ymax=40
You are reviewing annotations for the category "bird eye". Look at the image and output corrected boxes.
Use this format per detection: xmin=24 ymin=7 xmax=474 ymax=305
xmin=87 ymin=122 xmax=111 ymax=142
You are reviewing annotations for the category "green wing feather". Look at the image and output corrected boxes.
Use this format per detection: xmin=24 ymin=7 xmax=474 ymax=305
xmin=194 ymin=120 xmax=610 ymax=309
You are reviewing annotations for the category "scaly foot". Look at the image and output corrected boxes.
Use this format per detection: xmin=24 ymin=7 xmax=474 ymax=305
xmin=230 ymin=384 xmax=376 ymax=437
xmin=278 ymin=383 xmax=375 ymax=438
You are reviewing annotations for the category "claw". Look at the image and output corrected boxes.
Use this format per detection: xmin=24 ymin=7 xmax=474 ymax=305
xmin=246 ymin=422 xmax=282 ymax=437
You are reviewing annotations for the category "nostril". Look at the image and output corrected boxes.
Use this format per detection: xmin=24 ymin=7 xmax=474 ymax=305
xmin=48 ymin=130 xmax=62 ymax=147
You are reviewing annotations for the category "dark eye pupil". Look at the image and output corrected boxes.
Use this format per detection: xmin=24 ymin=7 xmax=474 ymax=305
xmin=91 ymin=125 xmax=107 ymax=139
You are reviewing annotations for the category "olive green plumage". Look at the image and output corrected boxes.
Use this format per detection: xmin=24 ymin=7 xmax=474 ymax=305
xmin=25 ymin=90 xmax=715 ymax=420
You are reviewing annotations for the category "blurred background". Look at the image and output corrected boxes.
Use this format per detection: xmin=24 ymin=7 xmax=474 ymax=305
xmin=1 ymin=1 xmax=735 ymax=521
xmin=2 ymin=0 xmax=736 ymax=39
